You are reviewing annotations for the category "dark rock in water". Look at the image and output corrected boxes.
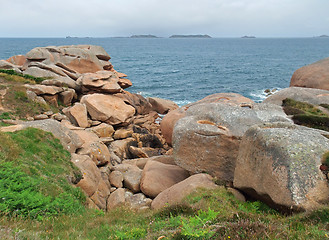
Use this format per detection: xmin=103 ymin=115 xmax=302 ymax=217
xmin=241 ymin=36 xmax=256 ymax=38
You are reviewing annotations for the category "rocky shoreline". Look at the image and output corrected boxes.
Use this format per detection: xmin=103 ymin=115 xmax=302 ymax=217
xmin=1 ymin=45 xmax=329 ymax=213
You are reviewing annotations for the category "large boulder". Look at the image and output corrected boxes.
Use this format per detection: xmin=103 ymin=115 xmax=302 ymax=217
xmin=234 ymin=122 xmax=329 ymax=212
xmin=147 ymin=97 xmax=179 ymax=114
xmin=114 ymin=91 xmax=152 ymax=115
xmin=73 ymin=130 xmax=111 ymax=166
xmin=6 ymin=55 xmax=26 ymax=66
xmin=77 ymin=71 xmax=123 ymax=94
xmin=88 ymin=123 xmax=115 ymax=138
xmin=160 ymin=93 xmax=254 ymax=145
xmin=72 ymin=154 xmax=101 ymax=197
xmin=107 ymin=188 xmax=126 ymax=210
xmin=160 ymin=107 xmax=187 ymax=146
xmin=140 ymin=160 xmax=190 ymax=198
xmin=72 ymin=154 xmax=110 ymax=210
xmin=290 ymin=57 xmax=329 ymax=91
xmin=0 ymin=60 xmax=22 ymax=73
xmin=81 ymin=93 xmax=136 ymax=125
xmin=263 ymin=87 xmax=329 ymax=106
xmin=63 ymin=103 xmax=89 ymax=128
xmin=151 ymin=174 xmax=218 ymax=210
xmin=173 ymin=99 xmax=292 ymax=182
xmin=111 ymin=164 xmax=142 ymax=193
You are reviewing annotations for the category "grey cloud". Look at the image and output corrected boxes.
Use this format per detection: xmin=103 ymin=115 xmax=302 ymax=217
xmin=0 ymin=0 xmax=328 ymax=37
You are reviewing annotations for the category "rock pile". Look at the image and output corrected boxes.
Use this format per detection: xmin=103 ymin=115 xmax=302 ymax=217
xmin=0 ymin=45 xmax=214 ymax=211
xmin=2 ymin=47 xmax=329 ymax=213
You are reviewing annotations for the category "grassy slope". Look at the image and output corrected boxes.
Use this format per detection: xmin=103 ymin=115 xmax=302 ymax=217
xmin=0 ymin=71 xmax=58 ymax=120
xmin=1 ymin=187 xmax=329 ymax=239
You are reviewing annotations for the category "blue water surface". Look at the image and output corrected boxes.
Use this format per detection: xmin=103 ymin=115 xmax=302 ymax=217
xmin=0 ymin=37 xmax=329 ymax=105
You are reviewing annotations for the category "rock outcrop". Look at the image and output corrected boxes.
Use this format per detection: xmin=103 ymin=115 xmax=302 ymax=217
xmin=173 ymin=98 xmax=292 ymax=182
xmin=290 ymin=57 xmax=329 ymax=91
xmin=234 ymin=122 xmax=329 ymax=212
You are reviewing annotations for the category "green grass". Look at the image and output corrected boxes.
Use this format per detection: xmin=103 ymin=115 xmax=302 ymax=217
xmin=0 ymin=128 xmax=85 ymax=220
xmin=1 ymin=85 xmax=59 ymax=119
xmin=1 ymin=187 xmax=329 ymax=239
xmin=282 ymin=98 xmax=329 ymax=131
xmin=0 ymin=69 xmax=45 ymax=84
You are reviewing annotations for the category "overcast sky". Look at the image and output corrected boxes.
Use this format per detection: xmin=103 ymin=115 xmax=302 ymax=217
xmin=0 ymin=0 xmax=328 ymax=37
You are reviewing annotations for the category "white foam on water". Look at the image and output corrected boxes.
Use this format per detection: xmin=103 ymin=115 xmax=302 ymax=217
xmin=175 ymin=100 xmax=192 ymax=107
xmin=250 ymin=88 xmax=280 ymax=103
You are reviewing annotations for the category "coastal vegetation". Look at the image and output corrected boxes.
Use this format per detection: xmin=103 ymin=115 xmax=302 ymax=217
xmin=0 ymin=69 xmax=45 ymax=84
xmin=1 ymin=182 xmax=329 ymax=239
xmin=0 ymin=73 xmax=57 ymax=120
xmin=282 ymin=98 xmax=329 ymax=131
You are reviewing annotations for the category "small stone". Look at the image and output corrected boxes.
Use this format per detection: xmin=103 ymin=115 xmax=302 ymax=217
xmin=113 ymin=128 xmax=133 ymax=140
xmin=44 ymin=111 xmax=54 ymax=116
xmin=34 ymin=114 xmax=48 ymax=120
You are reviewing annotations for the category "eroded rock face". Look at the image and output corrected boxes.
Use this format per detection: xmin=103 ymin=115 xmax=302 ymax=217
xmin=234 ymin=122 xmax=329 ymax=212
xmin=173 ymin=100 xmax=292 ymax=182
xmin=23 ymin=45 xmax=111 ymax=74
xmin=263 ymin=87 xmax=329 ymax=106
xmin=290 ymin=57 xmax=329 ymax=91
xmin=81 ymin=93 xmax=136 ymax=125
xmin=151 ymin=174 xmax=217 ymax=210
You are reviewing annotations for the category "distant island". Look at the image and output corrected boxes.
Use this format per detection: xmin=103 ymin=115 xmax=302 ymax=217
xmin=130 ymin=35 xmax=159 ymax=38
xmin=317 ymin=35 xmax=329 ymax=38
xmin=169 ymin=34 xmax=212 ymax=38
xmin=241 ymin=36 xmax=256 ymax=39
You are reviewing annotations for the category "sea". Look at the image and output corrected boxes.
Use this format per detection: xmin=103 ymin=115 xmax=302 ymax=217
xmin=1 ymin=37 xmax=329 ymax=106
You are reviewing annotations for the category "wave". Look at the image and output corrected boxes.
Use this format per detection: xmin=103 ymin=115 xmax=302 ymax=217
xmin=249 ymin=88 xmax=280 ymax=103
